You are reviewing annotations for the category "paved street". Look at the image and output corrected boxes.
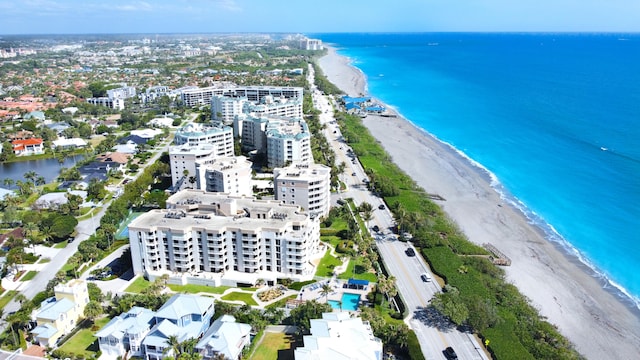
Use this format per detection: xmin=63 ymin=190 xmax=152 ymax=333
xmin=309 ymin=65 xmax=488 ymax=360
xmin=0 ymin=130 xmax=173 ymax=330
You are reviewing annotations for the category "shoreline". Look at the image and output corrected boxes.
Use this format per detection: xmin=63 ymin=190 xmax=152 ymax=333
xmin=318 ymin=46 xmax=640 ymax=359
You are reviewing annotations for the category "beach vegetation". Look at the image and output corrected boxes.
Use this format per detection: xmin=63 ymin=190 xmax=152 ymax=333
xmin=335 ymin=111 xmax=582 ymax=359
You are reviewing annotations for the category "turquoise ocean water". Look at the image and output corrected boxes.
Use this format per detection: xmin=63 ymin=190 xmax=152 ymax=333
xmin=313 ymin=33 xmax=640 ymax=309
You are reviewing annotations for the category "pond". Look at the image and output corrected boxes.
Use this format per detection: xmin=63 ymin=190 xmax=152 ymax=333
xmin=0 ymin=155 xmax=86 ymax=188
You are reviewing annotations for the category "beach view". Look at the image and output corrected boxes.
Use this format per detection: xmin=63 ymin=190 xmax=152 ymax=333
xmin=0 ymin=1 xmax=638 ymax=360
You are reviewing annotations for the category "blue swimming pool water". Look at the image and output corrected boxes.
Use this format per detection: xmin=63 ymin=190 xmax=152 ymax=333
xmin=328 ymin=292 xmax=361 ymax=311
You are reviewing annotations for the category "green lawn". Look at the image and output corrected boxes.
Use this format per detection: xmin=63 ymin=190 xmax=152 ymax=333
xmin=124 ymin=276 xmax=150 ymax=293
xmin=221 ymin=291 xmax=258 ymax=306
xmin=251 ymin=332 xmax=296 ymax=360
xmin=168 ymin=284 xmax=231 ymax=294
xmin=20 ymin=271 xmax=38 ymax=281
xmin=314 ymin=248 xmax=343 ymax=277
xmin=58 ymin=317 xmax=110 ymax=358
xmin=338 ymin=258 xmax=378 ymax=282
xmin=0 ymin=290 xmax=17 ymax=310
xmin=53 ymin=241 xmax=68 ymax=249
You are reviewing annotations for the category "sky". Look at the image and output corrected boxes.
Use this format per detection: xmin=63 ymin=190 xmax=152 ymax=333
xmin=0 ymin=0 xmax=639 ymax=35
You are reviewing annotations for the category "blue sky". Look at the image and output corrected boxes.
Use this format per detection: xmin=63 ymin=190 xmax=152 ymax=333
xmin=0 ymin=0 xmax=639 ymax=35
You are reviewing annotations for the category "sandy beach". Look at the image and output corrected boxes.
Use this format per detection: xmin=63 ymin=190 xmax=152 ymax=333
xmin=318 ymin=46 xmax=640 ymax=359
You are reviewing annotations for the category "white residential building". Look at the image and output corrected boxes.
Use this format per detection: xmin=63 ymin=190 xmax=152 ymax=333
xmin=294 ymin=312 xmax=383 ymax=360
xmin=107 ymin=85 xmax=136 ymax=99
xmin=274 ymin=163 xmax=331 ymax=218
xmin=128 ymin=190 xmax=321 ymax=286
xmin=96 ymin=307 xmax=155 ymax=358
xmin=299 ymin=38 xmax=324 ymax=51
xmin=170 ymin=123 xmax=235 ymax=192
xmin=87 ymin=97 xmax=125 ymax=110
xmin=180 ymin=84 xmax=302 ymax=107
xmin=195 ymin=156 xmax=252 ymax=196
xmin=244 ymin=96 xmax=303 ymax=119
xmin=211 ymin=95 xmax=247 ymax=126
xmin=170 ymin=144 xmax=221 ymax=192
xmin=174 ymin=122 xmax=234 ymax=150
xmin=265 ymin=117 xmax=312 ymax=168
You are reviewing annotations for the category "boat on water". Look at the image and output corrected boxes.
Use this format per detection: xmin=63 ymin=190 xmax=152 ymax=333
xmin=427 ymin=42 xmax=439 ymax=46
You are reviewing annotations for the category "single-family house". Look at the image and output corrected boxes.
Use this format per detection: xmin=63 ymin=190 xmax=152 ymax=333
xmin=52 ymin=137 xmax=88 ymax=149
xmin=294 ymin=312 xmax=383 ymax=360
xmin=31 ymin=279 xmax=89 ymax=347
xmin=142 ymin=294 xmax=215 ymax=360
xmin=196 ymin=315 xmax=251 ymax=360
xmin=96 ymin=307 xmax=156 ymax=358
xmin=96 ymin=152 xmax=132 ymax=165
xmin=12 ymin=138 xmax=44 ymax=156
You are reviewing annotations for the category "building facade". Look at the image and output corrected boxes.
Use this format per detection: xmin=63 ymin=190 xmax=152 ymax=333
xmin=31 ymin=279 xmax=90 ymax=347
xmin=195 ymin=156 xmax=253 ymax=196
xmin=274 ymin=163 xmax=331 ymax=218
xmin=211 ymin=95 xmax=247 ymax=126
xmin=265 ymin=117 xmax=312 ymax=168
xmin=128 ymin=190 xmax=320 ymax=286
xmin=170 ymin=123 xmax=235 ymax=192
xmin=87 ymin=97 xmax=125 ymax=110
xmin=180 ymin=84 xmax=302 ymax=107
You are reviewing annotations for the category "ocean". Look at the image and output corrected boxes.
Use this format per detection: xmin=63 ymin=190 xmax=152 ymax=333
xmin=313 ymin=33 xmax=640 ymax=309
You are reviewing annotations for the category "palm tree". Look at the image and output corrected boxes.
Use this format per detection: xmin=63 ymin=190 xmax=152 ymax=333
xmin=24 ymin=170 xmax=38 ymax=193
xmin=320 ymin=283 xmax=332 ymax=304
xmin=84 ymin=300 xmax=103 ymax=323
xmin=3 ymin=178 xmax=14 ymax=188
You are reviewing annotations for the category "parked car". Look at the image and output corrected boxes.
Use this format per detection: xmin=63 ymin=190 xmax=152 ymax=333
xmin=372 ymin=225 xmax=380 ymax=232
xmin=405 ymin=248 xmax=415 ymax=257
xmin=443 ymin=347 xmax=458 ymax=359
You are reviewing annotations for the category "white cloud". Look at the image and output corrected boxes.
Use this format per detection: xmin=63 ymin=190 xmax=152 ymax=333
xmin=216 ymin=0 xmax=242 ymax=12
xmin=114 ymin=1 xmax=152 ymax=11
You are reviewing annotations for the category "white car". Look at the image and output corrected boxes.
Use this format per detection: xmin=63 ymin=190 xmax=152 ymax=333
xmin=420 ymin=273 xmax=432 ymax=282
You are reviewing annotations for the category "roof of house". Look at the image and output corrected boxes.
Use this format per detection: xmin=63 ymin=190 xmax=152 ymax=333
xmin=37 ymin=298 xmax=75 ymax=321
xmin=96 ymin=152 xmax=132 ymax=164
xmin=95 ymin=306 xmax=155 ymax=339
xmin=118 ymin=135 xmax=148 ymax=145
xmin=295 ymin=312 xmax=383 ymax=360
xmin=155 ymin=294 xmax=214 ymax=321
xmin=0 ymin=227 xmax=25 ymax=244
xmin=12 ymin=138 xmax=43 ymax=146
xmin=52 ymin=137 xmax=87 ymax=147
xmin=32 ymin=323 xmax=58 ymax=339
xmin=196 ymin=315 xmax=251 ymax=360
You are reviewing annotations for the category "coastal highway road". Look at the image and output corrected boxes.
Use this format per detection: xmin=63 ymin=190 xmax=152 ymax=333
xmin=314 ymin=91 xmax=488 ymax=358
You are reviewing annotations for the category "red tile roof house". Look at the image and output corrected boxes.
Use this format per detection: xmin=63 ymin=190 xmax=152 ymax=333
xmin=12 ymin=138 xmax=44 ymax=156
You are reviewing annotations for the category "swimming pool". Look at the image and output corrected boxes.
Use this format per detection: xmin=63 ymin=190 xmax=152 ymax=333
xmin=328 ymin=292 xmax=361 ymax=311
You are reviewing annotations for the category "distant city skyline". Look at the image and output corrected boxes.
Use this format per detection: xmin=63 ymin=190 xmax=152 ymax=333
xmin=1 ymin=0 xmax=639 ymax=35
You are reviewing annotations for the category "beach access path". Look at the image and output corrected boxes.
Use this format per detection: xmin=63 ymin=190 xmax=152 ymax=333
xmin=318 ymin=46 xmax=640 ymax=359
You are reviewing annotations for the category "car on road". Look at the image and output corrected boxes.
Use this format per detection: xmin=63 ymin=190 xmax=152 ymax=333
xmin=420 ymin=273 xmax=431 ymax=282
xmin=378 ymin=204 xmax=385 ymax=210
xmin=405 ymin=248 xmax=415 ymax=257
xmin=352 ymin=172 xmax=356 ymax=176
xmin=372 ymin=225 xmax=380 ymax=232
xmin=443 ymin=346 xmax=458 ymax=359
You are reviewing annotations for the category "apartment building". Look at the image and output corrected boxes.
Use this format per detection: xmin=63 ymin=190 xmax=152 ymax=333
xmin=128 ymin=190 xmax=321 ymax=286
xmin=265 ymin=117 xmax=312 ymax=168
xmin=195 ymin=155 xmax=252 ymax=196
xmin=211 ymin=94 xmax=247 ymax=126
xmin=87 ymin=97 xmax=125 ymax=110
xmin=170 ymin=123 xmax=235 ymax=192
xmin=274 ymin=163 xmax=331 ymax=218
xmin=181 ymin=84 xmax=302 ymax=107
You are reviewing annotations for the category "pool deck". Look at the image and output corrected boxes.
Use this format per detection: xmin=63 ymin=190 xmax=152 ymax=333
xmin=297 ymin=277 xmax=372 ymax=311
